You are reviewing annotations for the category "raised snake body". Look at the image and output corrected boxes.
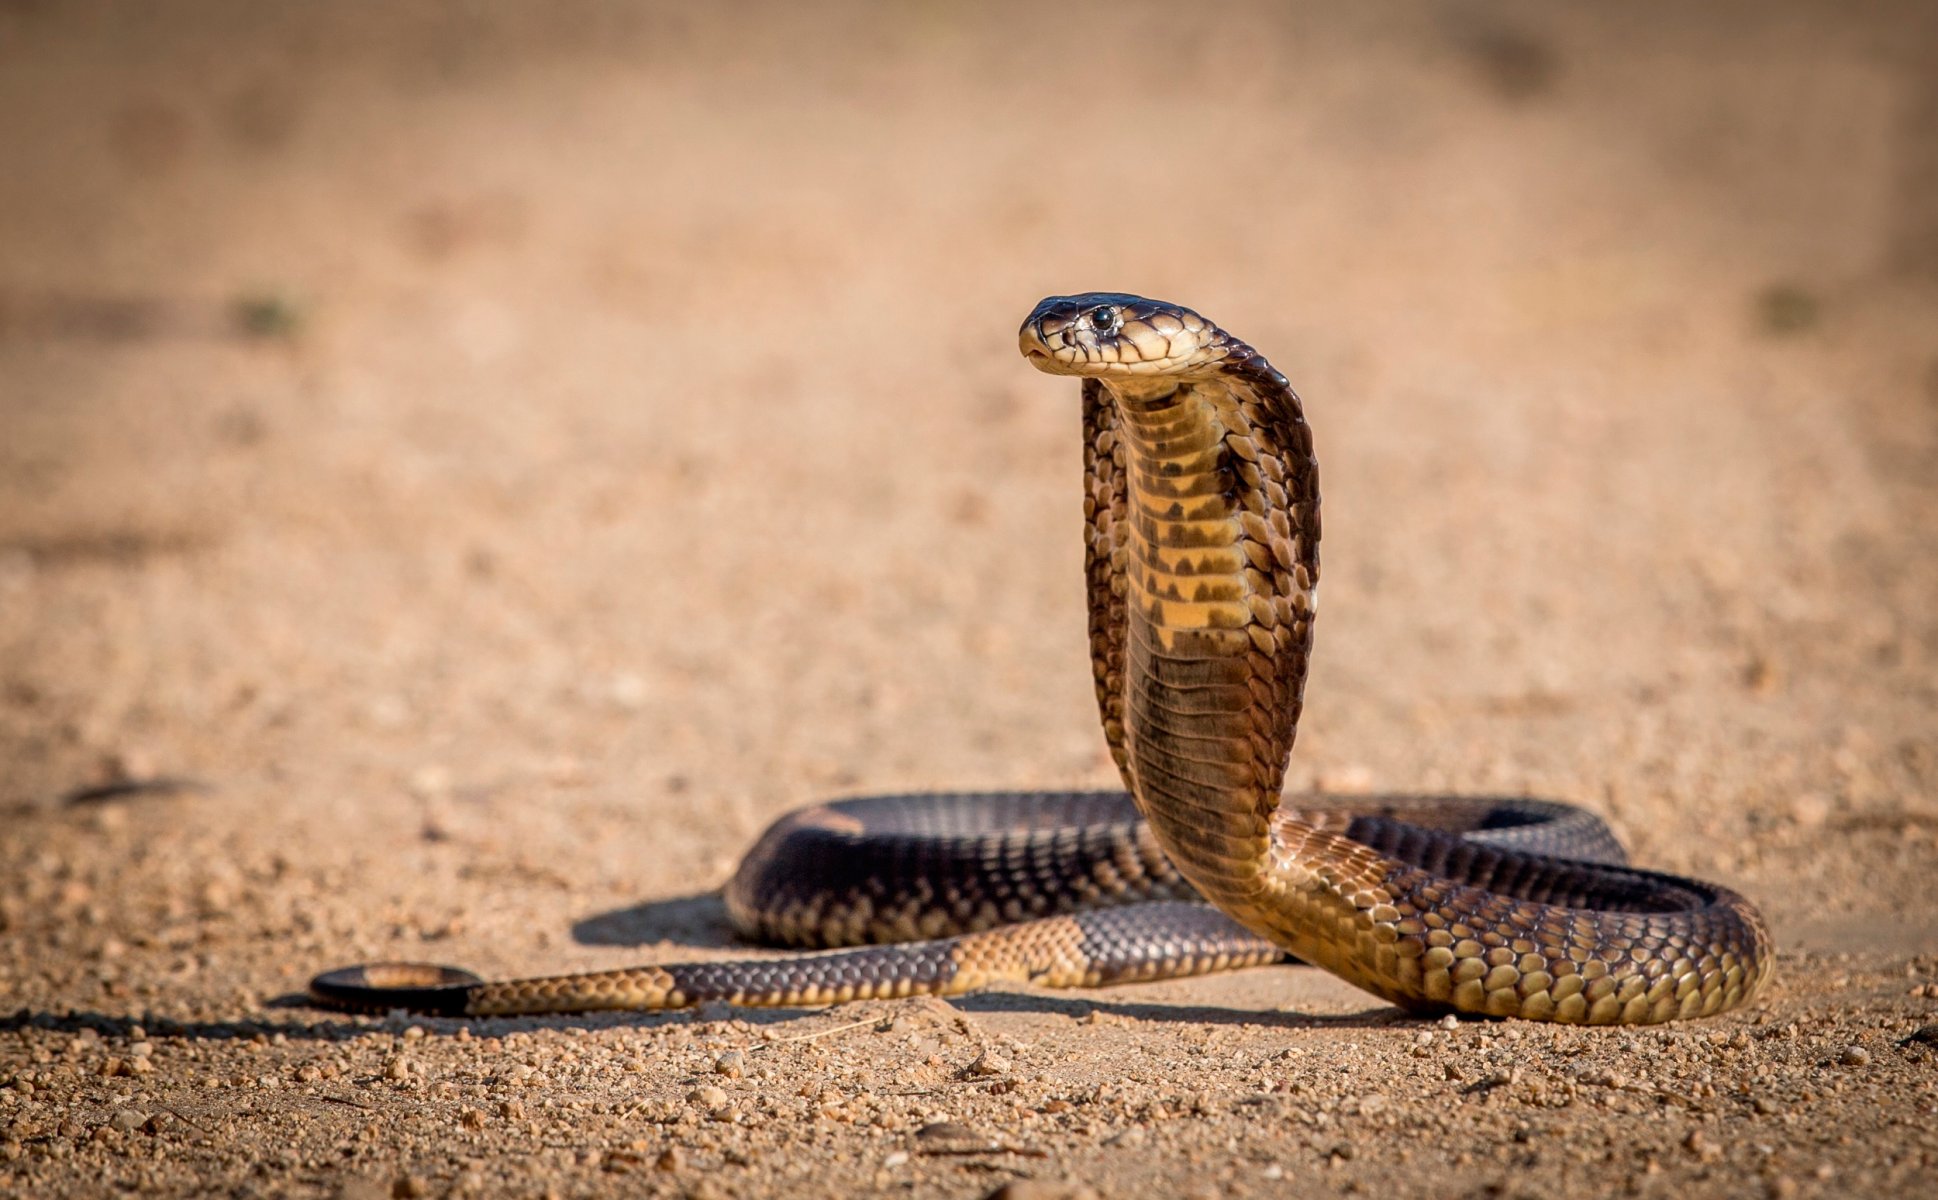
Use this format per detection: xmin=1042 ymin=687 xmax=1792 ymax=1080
xmin=309 ymin=294 xmax=1772 ymax=1024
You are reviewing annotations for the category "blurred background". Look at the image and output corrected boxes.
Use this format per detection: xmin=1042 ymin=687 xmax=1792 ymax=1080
xmin=2 ymin=1 xmax=1935 ymax=977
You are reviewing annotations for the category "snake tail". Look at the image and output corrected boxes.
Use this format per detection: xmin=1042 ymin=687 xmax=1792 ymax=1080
xmin=307 ymin=903 xmax=1278 ymax=1016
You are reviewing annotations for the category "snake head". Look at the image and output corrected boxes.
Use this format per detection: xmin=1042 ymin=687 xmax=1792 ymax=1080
xmin=1020 ymin=293 xmax=1231 ymax=379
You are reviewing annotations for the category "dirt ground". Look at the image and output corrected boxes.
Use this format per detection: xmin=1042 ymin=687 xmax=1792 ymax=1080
xmin=3 ymin=2 xmax=1937 ymax=1197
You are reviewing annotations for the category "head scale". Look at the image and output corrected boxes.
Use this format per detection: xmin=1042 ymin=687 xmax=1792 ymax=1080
xmin=1019 ymin=293 xmax=1230 ymax=379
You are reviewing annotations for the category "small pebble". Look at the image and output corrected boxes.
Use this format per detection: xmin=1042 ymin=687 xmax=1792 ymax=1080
xmin=916 ymin=1121 xmax=983 ymax=1145
xmin=1683 ymin=1129 xmax=1723 ymax=1162
xmin=1789 ymin=794 xmax=1831 ymax=830
xmin=968 ymin=1048 xmax=1010 ymax=1077
xmin=1838 ymin=1045 xmax=1871 ymax=1067
xmin=108 ymin=1108 xmax=147 ymax=1134
xmin=982 ymin=1183 xmax=1101 ymax=1200
xmin=686 ymin=1085 xmax=729 ymax=1112
xmin=713 ymin=1050 xmax=745 ymax=1078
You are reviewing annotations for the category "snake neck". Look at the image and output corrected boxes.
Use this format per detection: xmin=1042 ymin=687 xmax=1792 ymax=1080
xmin=1108 ymin=366 xmax=1320 ymax=920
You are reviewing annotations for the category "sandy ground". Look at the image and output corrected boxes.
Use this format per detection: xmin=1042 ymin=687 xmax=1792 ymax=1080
xmin=3 ymin=2 xmax=1937 ymax=1197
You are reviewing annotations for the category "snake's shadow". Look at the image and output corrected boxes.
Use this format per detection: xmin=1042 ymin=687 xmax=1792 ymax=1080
xmin=572 ymin=890 xmax=739 ymax=948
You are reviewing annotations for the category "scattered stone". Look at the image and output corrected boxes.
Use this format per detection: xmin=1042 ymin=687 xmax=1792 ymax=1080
xmin=968 ymin=1048 xmax=1010 ymax=1077
xmin=982 ymin=1182 xmax=1101 ymax=1200
xmin=713 ymin=1050 xmax=746 ymax=1078
xmin=1683 ymin=1129 xmax=1723 ymax=1162
xmin=108 ymin=1107 xmax=147 ymax=1134
xmin=1789 ymin=795 xmax=1831 ymax=830
xmin=655 ymin=1147 xmax=683 ymax=1172
xmin=686 ymin=1085 xmax=729 ymax=1112
xmin=1463 ymin=1069 xmax=1517 ymax=1095
xmin=458 ymin=1107 xmax=485 ymax=1130
xmin=916 ymin=1121 xmax=984 ymax=1146
xmin=390 ymin=1174 xmax=427 ymax=1199
xmin=1837 ymin=1045 xmax=1871 ymax=1068
xmin=603 ymin=1150 xmax=643 ymax=1174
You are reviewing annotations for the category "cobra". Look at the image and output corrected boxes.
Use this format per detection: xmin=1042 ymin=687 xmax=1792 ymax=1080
xmin=310 ymin=293 xmax=1772 ymax=1024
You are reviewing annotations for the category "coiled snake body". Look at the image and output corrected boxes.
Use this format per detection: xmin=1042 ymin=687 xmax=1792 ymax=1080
xmin=311 ymin=294 xmax=1772 ymax=1024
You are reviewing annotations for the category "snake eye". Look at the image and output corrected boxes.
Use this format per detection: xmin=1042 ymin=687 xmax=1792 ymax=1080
xmin=1088 ymin=306 xmax=1119 ymax=332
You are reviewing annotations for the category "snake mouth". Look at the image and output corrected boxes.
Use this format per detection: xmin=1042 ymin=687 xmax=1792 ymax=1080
xmin=1019 ymin=323 xmax=1070 ymax=372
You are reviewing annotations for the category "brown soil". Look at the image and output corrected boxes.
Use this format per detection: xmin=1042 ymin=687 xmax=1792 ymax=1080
xmin=3 ymin=3 xmax=1936 ymax=1198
